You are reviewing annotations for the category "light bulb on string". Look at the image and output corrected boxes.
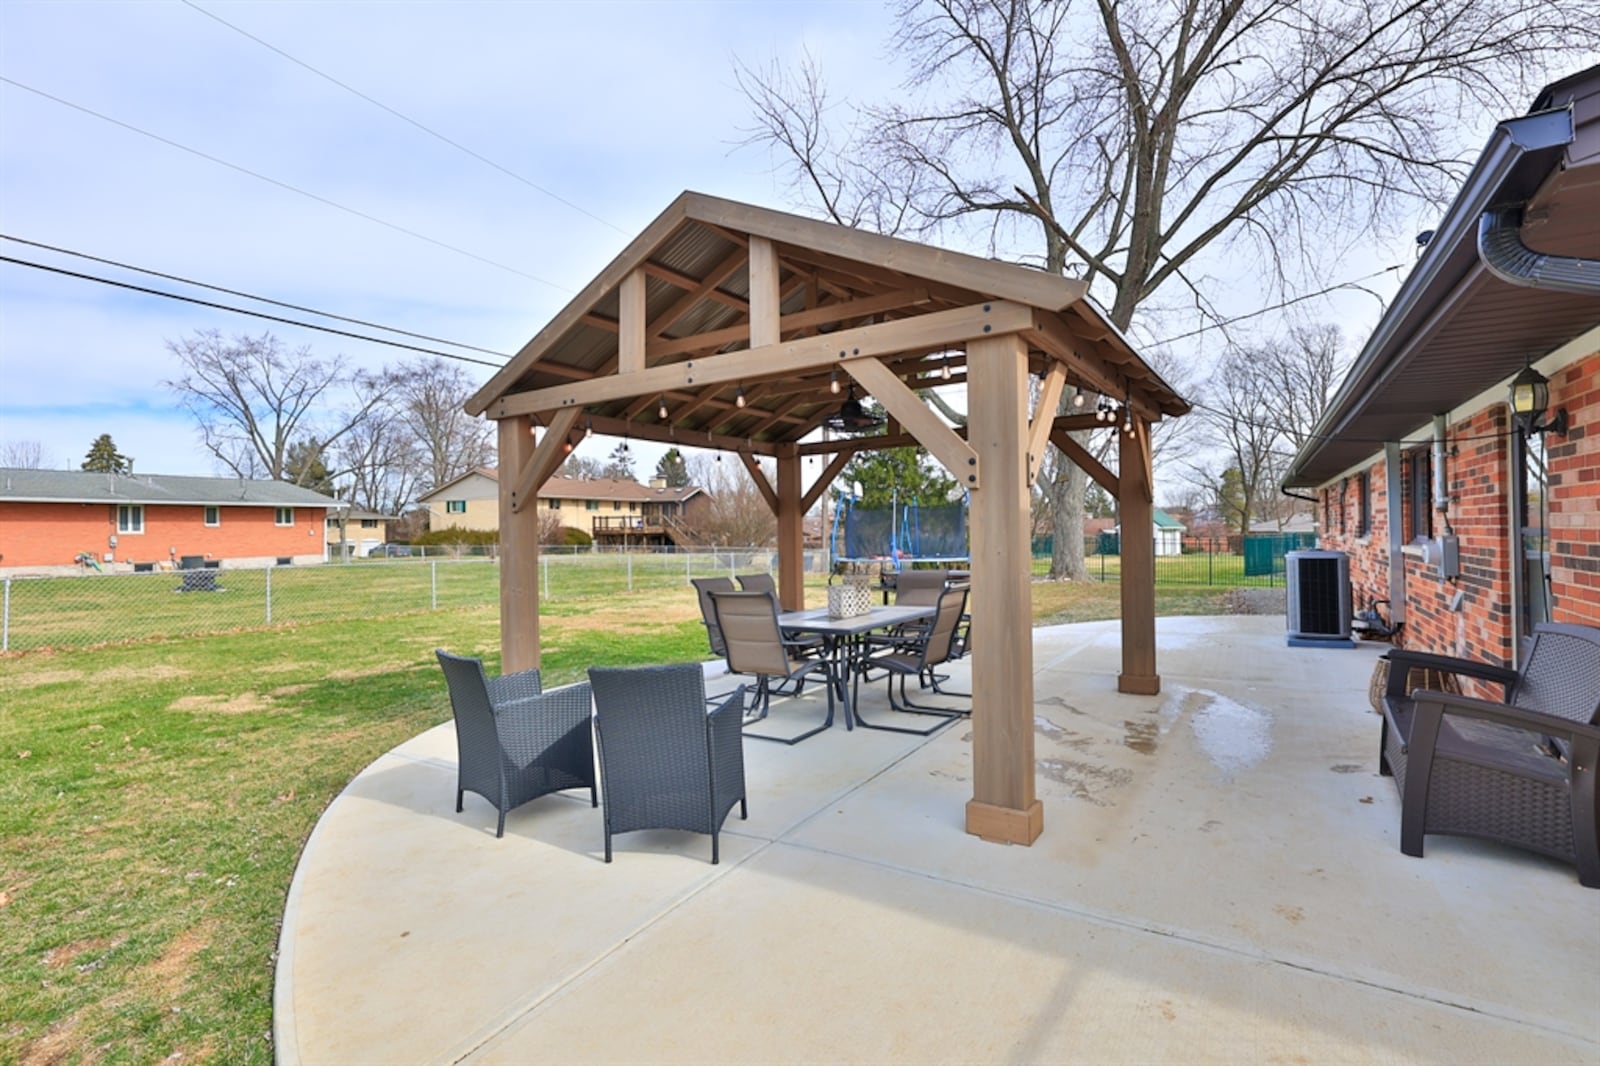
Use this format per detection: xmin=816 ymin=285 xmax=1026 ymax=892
xmin=584 ymin=418 xmax=593 ymax=439
xmin=658 ymin=396 xmax=668 ymax=420
xmin=735 ymin=384 xmax=747 ymax=408
xmin=941 ymin=356 xmax=952 ymax=380
xmin=1073 ymin=389 xmax=1086 ymax=408
xmin=830 ymin=369 xmax=841 ymax=395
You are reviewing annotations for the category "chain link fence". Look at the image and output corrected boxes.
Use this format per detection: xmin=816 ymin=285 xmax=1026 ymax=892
xmin=0 ymin=549 xmax=826 ymax=653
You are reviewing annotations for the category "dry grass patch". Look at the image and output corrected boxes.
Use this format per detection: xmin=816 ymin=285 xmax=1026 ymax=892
xmin=166 ymin=693 xmax=274 ymax=715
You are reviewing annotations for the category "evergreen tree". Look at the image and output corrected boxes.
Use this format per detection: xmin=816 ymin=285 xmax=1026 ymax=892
xmin=81 ymin=434 xmax=132 ymax=474
xmin=285 ymin=438 xmax=335 ymax=494
xmin=654 ymin=448 xmax=690 ymax=487
xmin=602 ymin=442 xmax=637 ymax=482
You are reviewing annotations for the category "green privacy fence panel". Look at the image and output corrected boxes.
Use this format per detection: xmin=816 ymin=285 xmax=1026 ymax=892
xmin=1242 ymin=533 xmax=1318 ymax=576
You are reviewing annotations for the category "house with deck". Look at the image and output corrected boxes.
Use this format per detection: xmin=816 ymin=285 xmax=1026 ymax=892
xmin=418 ymin=468 xmax=708 ymax=546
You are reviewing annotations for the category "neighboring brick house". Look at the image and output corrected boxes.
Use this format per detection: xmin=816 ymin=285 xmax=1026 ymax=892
xmin=0 ymin=468 xmax=339 ymax=574
xmin=1284 ymin=65 xmax=1600 ymax=675
xmin=418 ymin=468 xmax=709 ymax=546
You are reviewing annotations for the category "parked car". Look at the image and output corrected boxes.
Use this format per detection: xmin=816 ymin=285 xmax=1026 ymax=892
xmin=368 ymin=543 xmax=413 ymax=558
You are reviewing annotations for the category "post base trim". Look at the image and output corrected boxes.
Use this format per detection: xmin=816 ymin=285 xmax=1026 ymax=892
xmin=965 ymin=799 xmax=1043 ymax=846
xmin=1118 ymin=673 xmax=1161 ymax=695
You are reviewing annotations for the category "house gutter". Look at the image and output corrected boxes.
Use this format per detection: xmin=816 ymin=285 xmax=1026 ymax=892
xmin=1478 ymin=206 xmax=1600 ymax=295
xmin=1282 ymin=104 xmax=1576 ymax=490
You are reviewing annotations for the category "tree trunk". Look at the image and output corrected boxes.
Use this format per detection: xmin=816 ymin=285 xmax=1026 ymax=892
xmin=1047 ymin=434 xmax=1089 ymax=581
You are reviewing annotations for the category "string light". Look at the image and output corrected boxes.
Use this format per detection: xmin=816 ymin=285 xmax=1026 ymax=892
xmin=829 ymin=369 xmax=841 ymax=395
xmin=1073 ymin=388 xmax=1086 ymax=408
xmin=657 ymin=395 xmax=668 ymax=420
xmin=735 ymin=384 xmax=747 ymax=408
xmin=941 ymin=355 xmax=952 ymax=380
xmin=584 ymin=418 xmax=593 ymax=439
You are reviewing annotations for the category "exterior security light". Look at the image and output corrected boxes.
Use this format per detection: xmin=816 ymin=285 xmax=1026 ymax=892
xmin=1508 ymin=365 xmax=1568 ymax=436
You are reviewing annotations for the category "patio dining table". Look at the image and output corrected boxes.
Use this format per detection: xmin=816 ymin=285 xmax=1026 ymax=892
xmin=776 ymin=604 xmax=936 ymax=730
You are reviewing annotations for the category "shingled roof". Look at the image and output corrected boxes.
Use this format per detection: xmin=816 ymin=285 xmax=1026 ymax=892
xmin=0 ymin=468 xmax=340 ymax=507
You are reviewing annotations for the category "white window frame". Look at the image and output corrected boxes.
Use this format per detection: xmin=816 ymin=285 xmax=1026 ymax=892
xmin=204 ymin=506 xmax=220 ymax=527
xmin=117 ymin=504 xmax=144 ymax=534
xmin=275 ymin=507 xmax=294 ymax=527
xmin=446 ymin=500 xmax=467 ymax=514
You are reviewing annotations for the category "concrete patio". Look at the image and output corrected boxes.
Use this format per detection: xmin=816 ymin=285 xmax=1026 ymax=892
xmin=273 ymin=616 xmax=1599 ymax=1064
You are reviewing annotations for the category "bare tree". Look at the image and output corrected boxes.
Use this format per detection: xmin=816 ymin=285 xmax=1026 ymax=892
xmin=165 ymin=330 xmax=384 ymax=484
xmin=2 ymin=440 xmax=50 ymax=469
xmin=384 ymin=359 xmax=493 ymax=495
xmin=683 ymin=455 xmax=778 ymax=547
xmin=1190 ymin=327 xmax=1345 ymax=532
xmin=334 ymin=416 xmax=418 ymax=515
xmin=738 ymin=0 xmax=1598 ymax=578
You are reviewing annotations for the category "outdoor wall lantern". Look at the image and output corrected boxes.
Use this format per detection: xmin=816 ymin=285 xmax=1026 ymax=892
xmin=1508 ymin=365 xmax=1569 ymax=436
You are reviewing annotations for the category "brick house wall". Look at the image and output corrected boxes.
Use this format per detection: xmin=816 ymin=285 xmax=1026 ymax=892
xmin=1317 ymin=345 xmax=1599 ymax=675
xmin=0 ymin=501 xmax=326 ymax=570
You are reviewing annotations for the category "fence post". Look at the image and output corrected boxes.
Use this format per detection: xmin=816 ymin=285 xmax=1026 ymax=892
xmin=686 ymin=552 xmax=691 ymax=585
xmin=265 ymin=564 xmax=273 ymax=624
xmin=627 ymin=551 xmax=633 ymax=593
xmin=542 ymin=555 xmax=550 ymax=600
xmin=1208 ymin=541 xmax=1214 ymax=586
xmin=2 ymin=577 xmax=9 ymax=652
xmin=431 ymin=561 xmax=438 ymax=610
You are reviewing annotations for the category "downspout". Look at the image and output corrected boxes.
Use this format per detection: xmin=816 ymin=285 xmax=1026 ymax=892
xmin=1385 ymin=443 xmax=1406 ymax=628
xmin=1478 ymin=207 xmax=1600 ymax=295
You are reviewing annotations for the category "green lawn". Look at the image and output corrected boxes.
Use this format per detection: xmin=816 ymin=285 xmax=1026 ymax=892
xmin=0 ymin=574 xmax=1251 ymax=1062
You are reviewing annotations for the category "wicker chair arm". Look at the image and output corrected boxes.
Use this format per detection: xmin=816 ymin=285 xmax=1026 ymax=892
xmin=1410 ymin=689 xmax=1600 ymax=748
xmin=487 ymin=667 xmax=543 ymax=706
xmin=1384 ymin=649 xmax=1516 ymax=699
xmin=495 ymin=681 xmax=594 ymax=754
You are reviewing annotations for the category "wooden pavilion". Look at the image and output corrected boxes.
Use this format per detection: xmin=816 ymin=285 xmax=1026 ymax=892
xmin=466 ymin=192 xmax=1189 ymax=846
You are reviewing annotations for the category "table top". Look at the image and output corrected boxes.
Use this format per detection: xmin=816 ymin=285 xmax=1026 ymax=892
xmin=777 ymin=604 xmax=936 ymax=636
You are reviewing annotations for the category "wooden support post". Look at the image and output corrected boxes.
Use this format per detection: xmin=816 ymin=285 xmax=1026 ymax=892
xmin=1118 ymin=418 xmax=1160 ymax=694
xmin=749 ymin=236 xmax=780 ymax=348
xmin=499 ymin=415 xmax=541 ymax=673
xmin=776 ymin=444 xmax=805 ymax=611
xmin=964 ymin=333 xmax=1042 ymax=846
xmin=618 ymin=269 xmax=646 ymax=375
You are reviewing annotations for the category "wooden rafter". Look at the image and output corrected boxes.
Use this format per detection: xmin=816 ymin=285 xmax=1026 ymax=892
xmin=510 ymin=408 xmax=580 ymax=514
xmin=1027 ymin=363 xmax=1067 ymax=485
xmin=1048 ymin=428 xmax=1119 ymax=497
xmin=493 ymin=302 xmax=1034 ymax=419
xmin=801 ymin=450 xmax=854 ymax=513
xmin=645 ymin=247 xmax=748 ymax=338
xmin=739 ymin=450 xmax=779 ymax=514
xmin=844 ymin=357 xmax=979 ymax=490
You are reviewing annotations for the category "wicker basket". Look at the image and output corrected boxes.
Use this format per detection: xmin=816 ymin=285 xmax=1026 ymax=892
xmin=1368 ymin=655 xmax=1462 ymax=714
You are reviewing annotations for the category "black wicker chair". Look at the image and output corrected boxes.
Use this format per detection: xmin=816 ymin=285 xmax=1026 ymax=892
xmin=1379 ymin=622 xmax=1600 ymax=887
xmin=588 ymin=664 xmax=747 ymax=864
xmin=435 ymin=650 xmax=597 ymax=838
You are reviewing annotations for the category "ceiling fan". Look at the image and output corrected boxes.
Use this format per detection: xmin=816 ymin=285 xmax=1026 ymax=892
xmin=823 ymin=385 xmax=886 ymax=434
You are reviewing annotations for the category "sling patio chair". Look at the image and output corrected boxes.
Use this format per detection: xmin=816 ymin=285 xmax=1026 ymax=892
xmin=736 ymin=572 xmax=776 ymax=594
xmin=852 ymin=587 xmax=970 ymax=736
xmin=1379 ymin=622 xmax=1600 ymax=887
xmin=588 ymin=664 xmax=747 ymax=864
xmin=435 ymin=650 xmax=597 ymax=838
xmin=709 ymin=588 xmax=839 ymax=745
xmin=694 ymin=575 xmax=818 ymax=698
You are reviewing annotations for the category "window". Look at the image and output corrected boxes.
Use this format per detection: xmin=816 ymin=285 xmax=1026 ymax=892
xmin=1408 ymin=451 xmax=1432 ymax=542
xmin=275 ymin=507 xmax=294 ymax=526
xmin=1514 ymin=421 xmax=1552 ymax=636
xmin=445 ymin=500 xmax=466 ymax=514
xmin=547 ymin=499 xmax=560 ymax=511
xmin=117 ymin=504 xmax=143 ymax=534
xmin=360 ymin=518 xmax=378 ymax=529
xmin=628 ymin=501 xmax=637 ymax=513
xmin=1358 ymin=472 xmax=1371 ymax=537
xmin=585 ymin=500 xmax=599 ymax=512
xmin=613 ymin=501 xmax=623 ymax=512
xmin=204 ymin=506 xmax=220 ymax=527
xmin=1337 ymin=479 xmax=1348 ymax=535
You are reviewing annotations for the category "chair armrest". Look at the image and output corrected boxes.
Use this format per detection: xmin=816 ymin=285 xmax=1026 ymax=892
xmin=1383 ymin=648 xmax=1516 ymax=699
xmin=1411 ymin=689 xmax=1600 ymax=749
xmin=496 ymin=681 xmax=594 ymax=753
xmin=708 ymin=686 xmax=747 ymax=745
xmin=487 ymin=667 xmax=543 ymax=705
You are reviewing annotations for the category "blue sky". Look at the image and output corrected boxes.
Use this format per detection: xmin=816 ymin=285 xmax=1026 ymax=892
xmin=0 ymin=0 xmax=901 ymax=476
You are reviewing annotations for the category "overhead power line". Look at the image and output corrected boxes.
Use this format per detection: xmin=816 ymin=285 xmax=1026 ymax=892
xmin=0 ymin=76 xmax=570 ymax=293
xmin=0 ymin=254 xmax=507 ymax=368
xmin=0 ymin=233 xmax=511 ymax=359
xmin=182 ymin=0 xmax=629 ymax=237
xmin=1148 ymin=262 xmax=1407 ymax=348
